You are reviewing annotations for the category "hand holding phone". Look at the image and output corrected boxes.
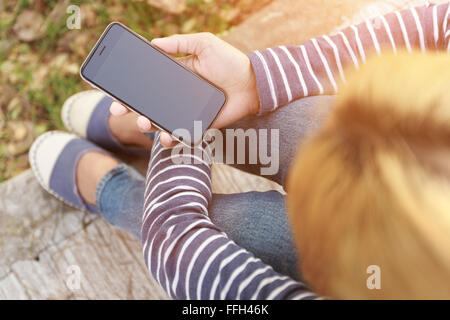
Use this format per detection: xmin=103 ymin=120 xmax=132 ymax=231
xmin=109 ymin=32 xmax=260 ymax=147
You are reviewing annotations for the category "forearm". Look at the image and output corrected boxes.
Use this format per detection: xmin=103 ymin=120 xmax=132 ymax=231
xmin=248 ymin=2 xmax=450 ymax=115
xmin=142 ymin=134 xmax=317 ymax=300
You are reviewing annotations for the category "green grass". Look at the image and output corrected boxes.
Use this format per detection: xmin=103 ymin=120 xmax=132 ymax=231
xmin=29 ymin=73 xmax=83 ymax=130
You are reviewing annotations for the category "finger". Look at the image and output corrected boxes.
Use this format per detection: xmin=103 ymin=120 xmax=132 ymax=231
xmin=137 ymin=116 xmax=152 ymax=132
xmin=110 ymin=101 xmax=129 ymax=116
xmin=160 ymin=131 xmax=176 ymax=147
xmin=151 ymin=32 xmax=214 ymax=56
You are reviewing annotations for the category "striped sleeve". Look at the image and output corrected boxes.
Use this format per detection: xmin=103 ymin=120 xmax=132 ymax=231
xmin=248 ymin=2 xmax=450 ymax=115
xmin=141 ymin=133 xmax=317 ymax=300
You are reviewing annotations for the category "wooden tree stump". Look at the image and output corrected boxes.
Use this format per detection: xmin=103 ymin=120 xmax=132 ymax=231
xmin=0 ymin=170 xmax=169 ymax=299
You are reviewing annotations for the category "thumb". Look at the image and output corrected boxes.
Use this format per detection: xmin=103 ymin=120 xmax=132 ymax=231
xmin=151 ymin=33 xmax=213 ymax=56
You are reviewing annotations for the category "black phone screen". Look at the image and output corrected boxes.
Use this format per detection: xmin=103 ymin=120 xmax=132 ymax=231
xmin=81 ymin=23 xmax=226 ymax=145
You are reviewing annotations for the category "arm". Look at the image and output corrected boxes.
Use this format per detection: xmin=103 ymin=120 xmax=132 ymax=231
xmin=249 ymin=2 xmax=450 ymax=115
xmin=141 ymin=134 xmax=317 ymax=300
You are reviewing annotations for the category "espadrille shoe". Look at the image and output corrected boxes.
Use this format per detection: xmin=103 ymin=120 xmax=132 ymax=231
xmin=29 ymin=131 xmax=118 ymax=214
xmin=61 ymin=90 xmax=152 ymax=156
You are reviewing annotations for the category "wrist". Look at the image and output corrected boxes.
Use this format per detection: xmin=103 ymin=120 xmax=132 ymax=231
xmin=245 ymin=57 xmax=261 ymax=116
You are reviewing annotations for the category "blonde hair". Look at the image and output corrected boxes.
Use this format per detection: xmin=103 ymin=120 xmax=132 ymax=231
xmin=287 ymin=51 xmax=450 ymax=299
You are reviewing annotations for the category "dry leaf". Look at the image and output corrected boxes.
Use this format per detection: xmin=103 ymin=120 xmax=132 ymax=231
xmin=147 ymin=0 xmax=187 ymax=14
xmin=51 ymin=53 xmax=69 ymax=69
xmin=7 ymin=96 xmax=23 ymax=120
xmin=0 ymin=108 xmax=5 ymax=130
xmin=80 ymin=4 xmax=97 ymax=27
xmin=0 ymin=83 xmax=17 ymax=108
xmin=181 ymin=18 xmax=196 ymax=33
xmin=46 ymin=0 xmax=69 ymax=23
xmin=63 ymin=63 xmax=80 ymax=74
xmin=29 ymin=65 xmax=49 ymax=91
xmin=13 ymin=123 xmax=27 ymax=141
xmin=221 ymin=8 xmax=241 ymax=22
xmin=0 ymin=39 xmax=14 ymax=56
xmin=72 ymin=32 xmax=90 ymax=57
xmin=6 ymin=121 xmax=33 ymax=156
xmin=13 ymin=9 xmax=45 ymax=42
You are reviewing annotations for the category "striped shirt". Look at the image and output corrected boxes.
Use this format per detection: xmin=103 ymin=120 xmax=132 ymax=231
xmin=143 ymin=136 xmax=317 ymax=299
xmin=142 ymin=2 xmax=449 ymax=300
xmin=248 ymin=2 xmax=450 ymax=115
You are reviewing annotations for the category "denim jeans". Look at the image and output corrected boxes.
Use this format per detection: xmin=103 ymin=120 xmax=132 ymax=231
xmin=95 ymin=96 xmax=335 ymax=281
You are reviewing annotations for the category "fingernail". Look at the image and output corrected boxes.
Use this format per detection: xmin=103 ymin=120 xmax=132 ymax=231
xmin=110 ymin=102 xmax=126 ymax=115
xmin=161 ymin=132 xmax=173 ymax=145
xmin=137 ymin=116 xmax=151 ymax=130
xmin=152 ymin=38 xmax=170 ymax=47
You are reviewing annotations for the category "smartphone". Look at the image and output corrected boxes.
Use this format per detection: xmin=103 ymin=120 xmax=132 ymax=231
xmin=80 ymin=22 xmax=226 ymax=146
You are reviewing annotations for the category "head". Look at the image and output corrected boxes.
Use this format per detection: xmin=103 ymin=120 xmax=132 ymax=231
xmin=287 ymin=51 xmax=450 ymax=299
